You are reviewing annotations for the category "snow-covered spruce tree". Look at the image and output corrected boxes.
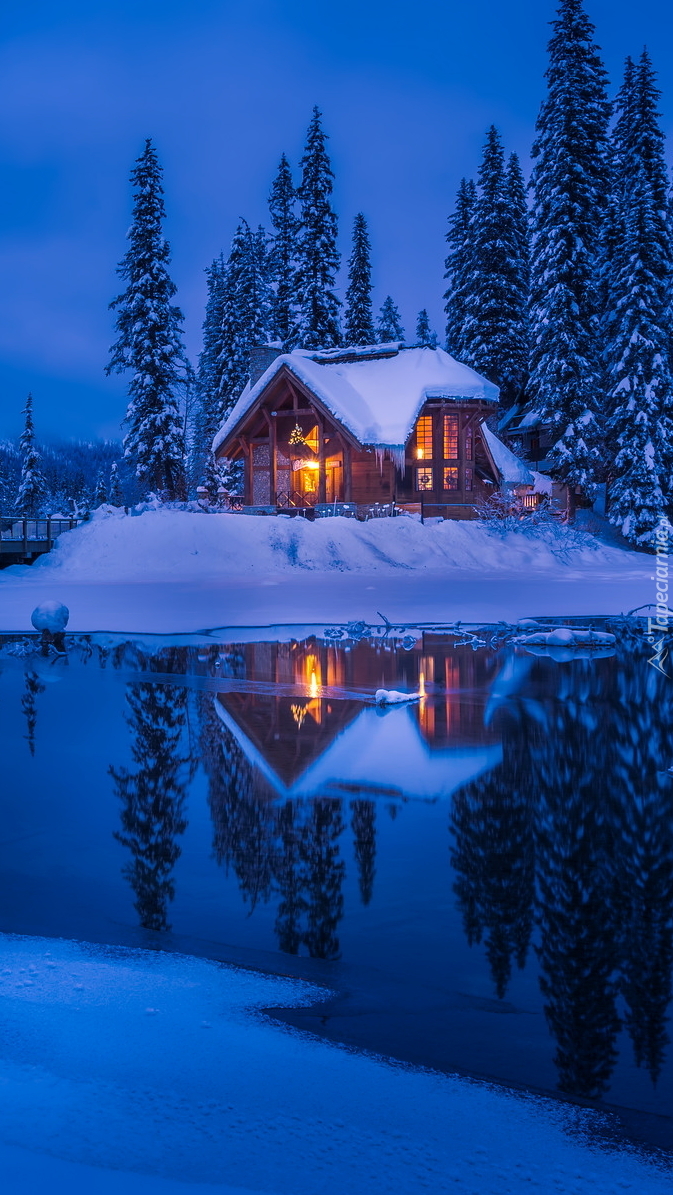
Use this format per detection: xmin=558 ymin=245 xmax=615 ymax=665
xmin=268 ymin=154 xmax=298 ymax=347
xmin=528 ymin=0 xmax=610 ymax=496
xmin=109 ymin=461 xmax=125 ymax=506
xmin=444 ymin=177 xmax=476 ymax=358
xmin=192 ymin=253 xmax=228 ymax=486
xmin=217 ymin=220 xmax=273 ymax=418
xmin=344 ymin=213 xmax=375 ymax=345
xmin=17 ymin=393 xmax=47 ymax=515
xmin=94 ymin=471 xmax=108 ymax=506
xmin=291 ymin=108 xmax=341 ymax=349
xmin=415 ymin=309 xmax=438 ymax=348
xmin=106 ymin=139 xmax=189 ymax=501
xmin=606 ymin=174 xmax=672 ymax=544
xmin=460 ymin=128 xmax=531 ymax=408
xmin=377 ymin=296 xmax=405 ymax=343
xmin=603 ymin=52 xmax=673 ymax=541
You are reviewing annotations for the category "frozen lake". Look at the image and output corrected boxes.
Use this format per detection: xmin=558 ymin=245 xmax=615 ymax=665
xmin=1 ymin=625 xmax=671 ymax=1150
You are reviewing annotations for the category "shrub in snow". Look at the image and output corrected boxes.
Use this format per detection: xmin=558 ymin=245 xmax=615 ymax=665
xmin=475 ymin=492 xmax=597 ymax=561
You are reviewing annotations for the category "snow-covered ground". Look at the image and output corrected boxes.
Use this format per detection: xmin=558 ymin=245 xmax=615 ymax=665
xmin=0 ymin=934 xmax=669 ymax=1194
xmin=0 ymin=509 xmax=652 ymax=633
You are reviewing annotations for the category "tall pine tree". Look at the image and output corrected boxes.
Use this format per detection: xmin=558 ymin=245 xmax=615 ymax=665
xmin=217 ymin=220 xmax=273 ymax=418
xmin=192 ymin=253 xmax=227 ymax=487
xmin=444 ymin=177 xmax=477 ymax=358
xmin=416 ymin=309 xmax=438 ymax=348
xmin=604 ymin=51 xmax=673 ymax=544
xmin=344 ymin=213 xmax=375 ymax=345
xmin=528 ymin=0 xmax=610 ymax=495
xmin=377 ymin=296 xmax=405 ymax=342
xmin=291 ymin=108 xmax=341 ymax=349
xmin=268 ymin=154 xmax=298 ymax=347
xmin=17 ymin=393 xmax=46 ymax=515
xmin=107 ymin=139 xmax=188 ymax=500
xmin=460 ymin=127 xmax=530 ymax=407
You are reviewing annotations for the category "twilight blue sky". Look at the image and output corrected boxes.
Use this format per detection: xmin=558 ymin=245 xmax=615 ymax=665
xmin=0 ymin=0 xmax=672 ymax=441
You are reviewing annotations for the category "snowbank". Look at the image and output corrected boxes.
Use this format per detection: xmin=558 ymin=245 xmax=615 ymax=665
xmin=0 ymin=509 xmax=651 ymax=633
xmin=0 ymin=934 xmax=668 ymax=1195
xmin=8 ymin=507 xmax=642 ymax=582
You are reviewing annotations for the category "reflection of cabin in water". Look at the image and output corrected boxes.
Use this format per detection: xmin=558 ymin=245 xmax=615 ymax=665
xmin=213 ymin=343 xmax=545 ymax=517
xmin=214 ymin=638 xmax=503 ymax=800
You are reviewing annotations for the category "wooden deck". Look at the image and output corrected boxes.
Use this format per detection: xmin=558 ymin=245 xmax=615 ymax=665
xmin=0 ymin=516 xmax=80 ymax=565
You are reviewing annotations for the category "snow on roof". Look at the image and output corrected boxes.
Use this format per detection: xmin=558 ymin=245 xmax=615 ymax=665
xmin=482 ymin=425 xmax=535 ymax=486
xmin=213 ymin=345 xmax=499 ymax=454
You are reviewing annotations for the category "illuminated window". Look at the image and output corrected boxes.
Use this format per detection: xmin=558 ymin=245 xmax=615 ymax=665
xmin=415 ymin=416 xmax=433 ymax=460
xmin=416 ymin=467 xmax=434 ymax=491
xmin=443 ymin=467 xmax=458 ymax=491
xmin=305 ymin=425 xmax=319 ymax=453
xmin=523 ymin=492 xmax=538 ymax=508
xmin=465 ymin=426 xmax=473 ymax=460
xmin=464 ymin=467 xmax=473 ymax=492
xmin=443 ymin=414 xmax=459 ymax=459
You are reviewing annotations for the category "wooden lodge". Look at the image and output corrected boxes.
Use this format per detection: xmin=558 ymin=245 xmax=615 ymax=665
xmin=213 ymin=343 xmax=545 ymax=518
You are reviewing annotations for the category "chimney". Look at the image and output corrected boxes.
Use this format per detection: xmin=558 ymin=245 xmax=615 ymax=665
xmin=249 ymin=344 xmax=283 ymax=387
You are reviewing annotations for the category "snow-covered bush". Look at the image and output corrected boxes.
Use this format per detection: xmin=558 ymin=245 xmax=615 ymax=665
xmin=475 ymin=492 xmax=597 ymax=560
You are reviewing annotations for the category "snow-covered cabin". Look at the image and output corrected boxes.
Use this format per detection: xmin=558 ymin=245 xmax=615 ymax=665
xmin=213 ymin=343 xmax=543 ymax=517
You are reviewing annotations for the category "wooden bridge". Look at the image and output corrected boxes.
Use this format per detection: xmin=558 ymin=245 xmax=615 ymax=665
xmin=0 ymin=516 xmax=80 ymax=565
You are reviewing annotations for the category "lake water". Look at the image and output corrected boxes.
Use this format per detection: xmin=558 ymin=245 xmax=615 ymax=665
xmin=1 ymin=625 xmax=672 ymax=1148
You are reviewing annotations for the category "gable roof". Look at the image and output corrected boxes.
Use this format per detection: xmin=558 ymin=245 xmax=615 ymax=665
xmin=213 ymin=344 xmax=500 ymax=455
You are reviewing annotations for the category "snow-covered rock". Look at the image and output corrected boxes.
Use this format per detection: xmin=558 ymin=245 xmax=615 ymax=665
xmin=515 ymin=627 xmax=616 ymax=647
xmin=30 ymin=600 xmax=69 ymax=633
xmin=374 ymin=688 xmax=420 ymax=705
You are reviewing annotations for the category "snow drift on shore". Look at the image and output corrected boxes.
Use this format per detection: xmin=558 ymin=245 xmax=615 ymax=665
xmin=9 ymin=507 xmax=642 ymax=583
xmin=0 ymin=934 xmax=668 ymax=1195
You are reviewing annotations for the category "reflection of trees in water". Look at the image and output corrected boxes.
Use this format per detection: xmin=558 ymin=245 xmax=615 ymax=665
xmin=533 ymin=669 xmax=620 ymax=1099
xmin=111 ymin=664 xmax=192 ymax=931
xmin=451 ymin=732 xmax=535 ymax=999
xmin=450 ymin=652 xmax=673 ymax=1099
xmin=614 ymin=666 xmax=673 ymax=1085
xmin=21 ymin=670 xmax=46 ymax=756
xmin=201 ymin=697 xmax=349 ymax=959
xmin=351 ymin=799 xmax=376 ymax=907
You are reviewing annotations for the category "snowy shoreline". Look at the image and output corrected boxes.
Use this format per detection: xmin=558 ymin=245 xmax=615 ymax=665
xmin=0 ymin=510 xmax=652 ymax=633
xmin=0 ymin=932 xmax=670 ymax=1194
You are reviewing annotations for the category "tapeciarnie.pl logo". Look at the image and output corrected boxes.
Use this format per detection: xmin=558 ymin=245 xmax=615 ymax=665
xmin=647 ymin=517 xmax=671 ymax=676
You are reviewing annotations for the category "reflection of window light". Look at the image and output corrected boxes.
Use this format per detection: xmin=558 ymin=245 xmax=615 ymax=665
xmin=418 ymin=670 xmax=426 ymax=697
xmin=416 ymin=467 xmax=433 ymax=492
xmin=310 ymin=669 xmax=318 ymax=698
xmin=291 ymin=702 xmax=308 ymax=728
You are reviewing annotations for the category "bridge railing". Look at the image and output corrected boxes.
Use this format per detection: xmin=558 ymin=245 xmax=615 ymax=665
xmin=0 ymin=517 xmax=80 ymax=542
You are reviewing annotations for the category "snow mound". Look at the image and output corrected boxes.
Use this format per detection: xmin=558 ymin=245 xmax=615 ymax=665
xmin=11 ymin=508 xmax=638 ymax=583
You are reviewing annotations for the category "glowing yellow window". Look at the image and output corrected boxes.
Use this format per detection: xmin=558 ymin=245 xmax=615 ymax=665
xmin=415 ymin=416 xmax=433 ymax=460
xmin=443 ymin=467 xmax=458 ymax=491
xmin=416 ymin=467 xmax=434 ymax=491
xmin=443 ymin=414 xmax=459 ymax=459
